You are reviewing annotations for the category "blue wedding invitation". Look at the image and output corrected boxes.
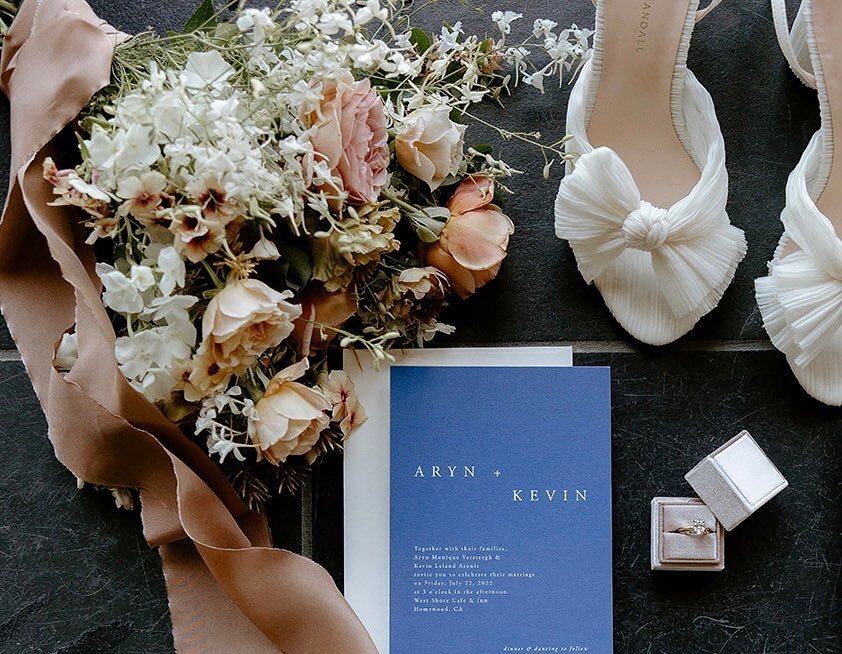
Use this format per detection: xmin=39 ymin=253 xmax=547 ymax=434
xmin=390 ymin=366 xmax=613 ymax=653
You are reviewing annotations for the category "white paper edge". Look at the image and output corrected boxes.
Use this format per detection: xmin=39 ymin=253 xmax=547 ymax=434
xmin=343 ymin=346 xmax=574 ymax=653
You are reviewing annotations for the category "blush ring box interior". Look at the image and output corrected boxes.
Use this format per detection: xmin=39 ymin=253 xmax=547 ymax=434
xmin=651 ymin=497 xmax=725 ymax=572
xmin=685 ymin=430 xmax=788 ymax=531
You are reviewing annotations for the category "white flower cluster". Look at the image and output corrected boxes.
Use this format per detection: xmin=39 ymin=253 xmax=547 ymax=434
xmin=520 ymin=20 xmax=594 ymax=93
xmin=84 ymin=49 xmax=314 ymax=236
xmin=97 ymin=245 xmax=198 ymax=403
xmin=229 ymin=0 xmax=422 ymax=100
xmin=195 ymin=385 xmax=257 ymax=463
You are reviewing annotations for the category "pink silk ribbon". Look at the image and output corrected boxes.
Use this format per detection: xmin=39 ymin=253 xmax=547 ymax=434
xmin=0 ymin=1 xmax=379 ymax=652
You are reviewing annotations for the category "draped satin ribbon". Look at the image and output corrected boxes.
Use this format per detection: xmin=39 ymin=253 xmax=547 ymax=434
xmin=0 ymin=2 xmax=378 ymax=652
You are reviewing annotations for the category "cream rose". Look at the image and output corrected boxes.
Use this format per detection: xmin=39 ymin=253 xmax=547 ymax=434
xmin=193 ymin=279 xmax=302 ymax=378
xmin=249 ymin=359 xmax=331 ymax=465
xmin=395 ymin=106 xmax=466 ymax=190
xmin=424 ymin=176 xmax=514 ymax=298
xmin=301 ymin=70 xmax=389 ymax=205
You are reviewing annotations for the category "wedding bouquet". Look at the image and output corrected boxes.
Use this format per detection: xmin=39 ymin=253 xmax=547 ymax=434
xmin=35 ymin=0 xmax=591 ymax=507
xmin=1 ymin=0 xmax=591 ymax=649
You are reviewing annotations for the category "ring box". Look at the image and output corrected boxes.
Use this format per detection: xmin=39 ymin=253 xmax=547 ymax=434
xmin=685 ymin=431 xmax=788 ymax=531
xmin=650 ymin=497 xmax=724 ymax=572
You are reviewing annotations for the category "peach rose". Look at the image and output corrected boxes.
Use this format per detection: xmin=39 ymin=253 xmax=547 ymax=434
xmin=395 ymin=106 xmax=466 ymax=190
xmin=301 ymin=71 xmax=389 ymax=205
xmin=192 ymin=279 xmax=302 ymax=383
xmin=291 ymin=284 xmax=359 ymax=355
xmin=249 ymin=359 xmax=330 ymax=465
xmin=424 ymin=176 xmax=514 ymax=299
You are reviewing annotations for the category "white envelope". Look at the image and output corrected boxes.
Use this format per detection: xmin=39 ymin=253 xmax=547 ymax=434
xmin=343 ymin=346 xmax=574 ymax=653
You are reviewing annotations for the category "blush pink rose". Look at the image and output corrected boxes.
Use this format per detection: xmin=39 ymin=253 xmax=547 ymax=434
xmin=425 ymin=176 xmax=514 ymax=299
xmin=302 ymin=71 xmax=390 ymax=205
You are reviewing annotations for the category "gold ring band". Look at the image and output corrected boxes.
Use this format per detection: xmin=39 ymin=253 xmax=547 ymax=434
xmin=675 ymin=519 xmax=715 ymax=536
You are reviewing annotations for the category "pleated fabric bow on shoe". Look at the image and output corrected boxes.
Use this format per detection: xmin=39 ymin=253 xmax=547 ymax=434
xmin=756 ymin=0 xmax=842 ymax=406
xmin=555 ymin=0 xmax=746 ymax=346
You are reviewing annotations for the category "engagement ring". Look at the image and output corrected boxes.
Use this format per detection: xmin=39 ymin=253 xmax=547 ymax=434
xmin=675 ymin=519 xmax=715 ymax=536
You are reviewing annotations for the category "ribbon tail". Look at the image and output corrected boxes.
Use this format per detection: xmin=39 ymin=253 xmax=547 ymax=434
xmin=554 ymin=147 xmax=640 ymax=282
xmin=651 ymin=223 xmax=747 ymax=319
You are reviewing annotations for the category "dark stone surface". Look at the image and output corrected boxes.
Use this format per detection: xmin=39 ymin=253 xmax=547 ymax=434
xmin=0 ymin=1 xmax=839 ymax=653
xmin=312 ymin=455 xmax=344 ymax=590
xmin=583 ymin=350 xmax=840 ymax=654
xmin=0 ymin=361 xmax=174 ymax=654
xmin=314 ymin=350 xmax=841 ymax=653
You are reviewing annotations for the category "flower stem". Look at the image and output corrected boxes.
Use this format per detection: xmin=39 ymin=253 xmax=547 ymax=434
xmin=381 ymin=188 xmax=420 ymax=214
xmin=201 ymin=259 xmax=225 ymax=289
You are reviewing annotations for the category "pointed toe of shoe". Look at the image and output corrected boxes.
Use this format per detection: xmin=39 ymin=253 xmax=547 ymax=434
xmin=787 ymin=332 xmax=842 ymax=407
xmin=593 ymin=250 xmax=704 ymax=346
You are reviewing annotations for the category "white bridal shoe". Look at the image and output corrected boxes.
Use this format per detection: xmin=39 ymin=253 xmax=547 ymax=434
xmin=756 ymin=0 xmax=842 ymax=407
xmin=554 ymin=0 xmax=746 ymax=346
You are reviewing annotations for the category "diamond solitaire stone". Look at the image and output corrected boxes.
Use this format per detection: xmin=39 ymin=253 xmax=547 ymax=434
xmin=690 ymin=519 xmax=708 ymax=535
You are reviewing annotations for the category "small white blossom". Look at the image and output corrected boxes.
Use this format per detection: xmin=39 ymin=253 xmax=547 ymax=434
xmin=156 ymin=246 xmax=186 ymax=296
xmin=114 ymin=124 xmax=161 ymax=173
xmin=114 ymin=319 xmax=196 ymax=403
xmin=491 ymin=11 xmax=523 ymax=35
xmin=54 ymin=332 xmax=78 ymax=372
xmin=96 ymin=263 xmax=155 ymax=314
xmin=139 ymin=294 xmax=197 ymax=326
xmin=533 ymin=19 xmax=558 ymax=39
xmin=111 ymin=488 xmax=135 ymax=511
xmin=354 ymin=0 xmax=387 ymax=27
xmin=68 ymin=177 xmax=110 ymax=202
xmin=439 ymin=22 xmax=463 ymax=54
xmin=317 ymin=12 xmax=353 ymax=36
xmin=184 ymin=51 xmax=235 ymax=89
xmin=236 ymin=8 xmax=276 ymax=43
xmin=523 ymin=71 xmax=546 ymax=93
xmin=249 ymin=229 xmax=281 ymax=260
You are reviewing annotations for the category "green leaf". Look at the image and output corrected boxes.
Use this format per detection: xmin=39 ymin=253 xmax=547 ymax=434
xmin=279 ymin=243 xmax=313 ymax=292
xmin=409 ymin=28 xmax=432 ymax=54
xmin=75 ymin=131 xmax=90 ymax=160
xmin=472 ymin=143 xmax=493 ymax=155
xmin=414 ymin=224 xmax=440 ymax=244
xmin=183 ymin=0 xmax=216 ymax=33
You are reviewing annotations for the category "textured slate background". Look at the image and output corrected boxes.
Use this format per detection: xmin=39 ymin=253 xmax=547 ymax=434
xmin=0 ymin=1 xmax=839 ymax=653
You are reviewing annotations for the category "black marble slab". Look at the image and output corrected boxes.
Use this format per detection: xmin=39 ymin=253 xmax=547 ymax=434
xmin=586 ymin=350 xmax=840 ymax=653
xmin=0 ymin=361 xmax=174 ymax=653
xmin=313 ymin=349 xmax=841 ymax=653
xmin=0 ymin=0 xmax=823 ymax=348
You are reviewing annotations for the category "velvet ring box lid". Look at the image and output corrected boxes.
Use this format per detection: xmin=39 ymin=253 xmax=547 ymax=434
xmin=651 ymin=497 xmax=724 ymax=572
xmin=685 ymin=431 xmax=788 ymax=531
